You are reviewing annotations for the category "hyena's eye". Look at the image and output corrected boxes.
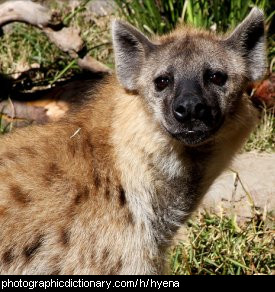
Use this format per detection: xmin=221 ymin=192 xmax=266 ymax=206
xmin=154 ymin=76 xmax=171 ymax=91
xmin=205 ymin=71 xmax=228 ymax=87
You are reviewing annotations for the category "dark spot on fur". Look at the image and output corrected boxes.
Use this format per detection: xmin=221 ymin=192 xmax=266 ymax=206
xmin=148 ymin=163 xmax=154 ymax=170
xmin=43 ymin=163 xmax=63 ymax=183
xmin=105 ymin=186 xmax=110 ymax=200
xmin=50 ymin=256 xmax=61 ymax=274
xmin=49 ymin=163 xmax=62 ymax=175
xmin=108 ymin=258 xmax=123 ymax=275
xmin=60 ymin=229 xmax=70 ymax=246
xmin=85 ymin=137 xmax=93 ymax=152
xmin=104 ymin=176 xmax=111 ymax=200
xmin=0 ymin=158 xmax=5 ymax=167
xmin=74 ymin=185 xmax=89 ymax=205
xmin=9 ymin=184 xmax=31 ymax=205
xmin=0 ymin=206 xmax=7 ymax=217
xmin=68 ymin=141 xmax=76 ymax=157
xmin=5 ymin=152 xmax=16 ymax=161
xmin=24 ymin=235 xmax=43 ymax=260
xmin=74 ymin=194 xmax=81 ymax=205
xmin=126 ymin=209 xmax=135 ymax=226
xmin=90 ymin=253 xmax=98 ymax=268
xmin=93 ymin=172 xmax=101 ymax=190
xmin=118 ymin=186 xmax=126 ymax=207
xmin=83 ymin=137 xmax=94 ymax=160
xmin=21 ymin=147 xmax=37 ymax=157
xmin=66 ymin=204 xmax=77 ymax=219
xmin=102 ymin=248 xmax=110 ymax=261
xmin=81 ymin=137 xmax=101 ymax=190
xmin=50 ymin=269 xmax=61 ymax=275
xmin=2 ymin=248 xmax=14 ymax=265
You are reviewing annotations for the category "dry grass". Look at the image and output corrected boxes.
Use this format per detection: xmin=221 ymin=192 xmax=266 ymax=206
xmin=50 ymin=0 xmax=114 ymax=67
xmin=0 ymin=1 xmax=114 ymax=88
xmin=0 ymin=23 xmax=75 ymax=85
xmin=244 ymin=107 xmax=275 ymax=153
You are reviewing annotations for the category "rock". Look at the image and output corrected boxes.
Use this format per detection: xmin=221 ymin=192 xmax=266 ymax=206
xmin=87 ymin=0 xmax=115 ymax=16
xmin=200 ymin=152 xmax=275 ymax=219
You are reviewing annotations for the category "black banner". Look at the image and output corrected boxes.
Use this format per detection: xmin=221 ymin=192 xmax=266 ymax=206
xmin=0 ymin=275 xmax=266 ymax=290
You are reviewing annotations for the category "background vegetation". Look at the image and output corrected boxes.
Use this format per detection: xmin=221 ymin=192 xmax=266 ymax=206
xmin=115 ymin=0 xmax=274 ymax=68
xmin=170 ymin=210 xmax=274 ymax=275
xmin=0 ymin=0 xmax=274 ymax=275
xmin=115 ymin=0 xmax=274 ymax=33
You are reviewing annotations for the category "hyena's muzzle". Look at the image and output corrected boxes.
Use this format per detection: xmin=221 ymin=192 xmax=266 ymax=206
xmin=168 ymin=77 xmax=224 ymax=145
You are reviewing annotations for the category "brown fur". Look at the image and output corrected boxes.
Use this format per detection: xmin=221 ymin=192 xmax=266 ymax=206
xmin=0 ymin=76 xmax=257 ymax=274
xmin=0 ymin=12 xmax=265 ymax=274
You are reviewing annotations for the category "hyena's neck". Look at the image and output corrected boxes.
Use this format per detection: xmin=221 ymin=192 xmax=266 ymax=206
xmin=105 ymin=86 xmax=256 ymax=248
xmin=108 ymin=88 xmax=211 ymax=246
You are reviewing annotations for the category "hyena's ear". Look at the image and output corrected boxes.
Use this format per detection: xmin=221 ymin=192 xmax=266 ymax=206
xmin=112 ymin=20 xmax=155 ymax=91
xmin=225 ymin=7 xmax=267 ymax=81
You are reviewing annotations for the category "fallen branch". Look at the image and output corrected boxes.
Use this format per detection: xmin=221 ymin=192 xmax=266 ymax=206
xmin=43 ymin=27 xmax=84 ymax=54
xmin=0 ymin=0 xmax=51 ymax=28
xmin=0 ymin=99 xmax=49 ymax=124
xmin=77 ymin=55 xmax=111 ymax=73
xmin=0 ymin=0 xmax=111 ymax=75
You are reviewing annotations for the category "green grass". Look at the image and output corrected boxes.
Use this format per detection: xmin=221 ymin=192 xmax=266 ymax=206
xmin=0 ymin=0 xmax=89 ymax=81
xmin=0 ymin=100 xmax=13 ymax=135
xmin=0 ymin=22 xmax=79 ymax=88
xmin=0 ymin=113 xmax=11 ymax=135
xmin=115 ymin=0 xmax=274 ymax=33
xmin=170 ymin=211 xmax=274 ymax=275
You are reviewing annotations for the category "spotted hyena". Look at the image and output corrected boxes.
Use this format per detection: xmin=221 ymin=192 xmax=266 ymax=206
xmin=0 ymin=8 xmax=266 ymax=274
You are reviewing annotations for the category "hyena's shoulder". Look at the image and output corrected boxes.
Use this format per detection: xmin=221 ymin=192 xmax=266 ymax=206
xmin=0 ymin=105 xmax=140 ymax=274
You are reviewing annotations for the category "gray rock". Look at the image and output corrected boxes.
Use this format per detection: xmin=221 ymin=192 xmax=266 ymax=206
xmin=200 ymin=152 xmax=275 ymax=219
xmin=87 ymin=0 xmax=115 ymax=16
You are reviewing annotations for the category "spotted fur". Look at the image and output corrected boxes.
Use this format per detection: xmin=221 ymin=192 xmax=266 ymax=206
xmin=0 ymin=8 xmax=266 ymax=274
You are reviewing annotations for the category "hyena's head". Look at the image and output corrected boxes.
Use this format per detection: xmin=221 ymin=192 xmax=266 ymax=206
xmin=112 ymin=8 xmax=267 ymax=146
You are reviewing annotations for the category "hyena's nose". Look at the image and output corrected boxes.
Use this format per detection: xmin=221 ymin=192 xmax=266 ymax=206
xmin=173 ymin=98 xmax=213 ymax=124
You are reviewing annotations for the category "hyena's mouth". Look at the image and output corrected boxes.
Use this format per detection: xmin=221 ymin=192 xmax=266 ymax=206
xmin=172 ymin=129 xmax=214 ymax=145
xmin=162 ymin=119 xmax=223 ymax=146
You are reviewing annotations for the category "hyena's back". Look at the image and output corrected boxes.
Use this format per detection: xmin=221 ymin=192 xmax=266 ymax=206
xmin=0 ymin=118 xmax=137 ymax=275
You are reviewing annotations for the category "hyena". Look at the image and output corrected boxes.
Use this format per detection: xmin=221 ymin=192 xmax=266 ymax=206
xmin=0 ymin=8 xmax=266 ymax=274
